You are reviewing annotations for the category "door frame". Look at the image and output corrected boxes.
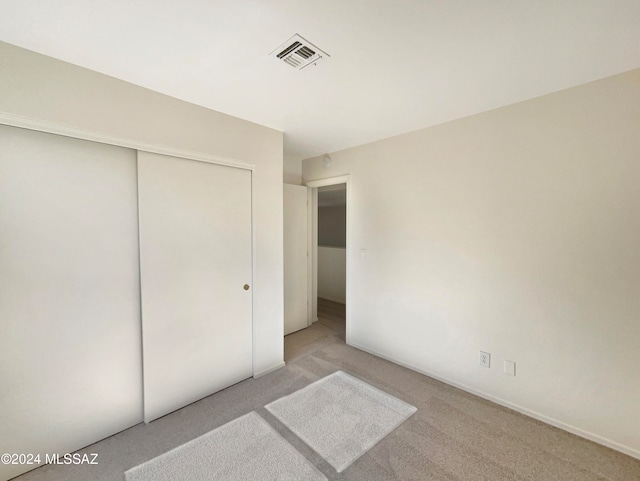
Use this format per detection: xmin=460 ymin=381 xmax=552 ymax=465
xmin=305 ymin=175 xmax=351 ymax=344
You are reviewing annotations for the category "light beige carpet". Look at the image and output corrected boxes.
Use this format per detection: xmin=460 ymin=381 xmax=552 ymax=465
xmin=266 ymin=370 xmax=417 ymax=473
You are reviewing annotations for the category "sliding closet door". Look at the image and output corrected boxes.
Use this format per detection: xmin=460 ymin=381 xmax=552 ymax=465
xmin=137 ymin=152 xmax=253 ymax=422
xmin=0 ymin=125 xmax=142 ymax=481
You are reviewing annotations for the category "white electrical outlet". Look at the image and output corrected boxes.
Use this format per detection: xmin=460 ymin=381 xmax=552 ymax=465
xmin=480 ymin=351 xmax=491 ymax=368
xmin=504 ymin=360 xmax=516 ymax=376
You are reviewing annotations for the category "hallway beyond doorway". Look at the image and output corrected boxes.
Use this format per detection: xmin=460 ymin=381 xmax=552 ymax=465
xmin=284 ymin=298 xmax=345 ymax=363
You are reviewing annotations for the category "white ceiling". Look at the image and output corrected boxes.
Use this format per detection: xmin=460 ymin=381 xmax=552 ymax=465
xmin=1 ymin=1 xmax=639 ymax=161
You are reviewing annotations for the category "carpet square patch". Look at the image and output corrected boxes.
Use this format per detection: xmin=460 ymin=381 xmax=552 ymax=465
xmin=125 ymin=412 xmax=326 ymax=481
xmin=265 ymin=370 xmax=417 ymax=473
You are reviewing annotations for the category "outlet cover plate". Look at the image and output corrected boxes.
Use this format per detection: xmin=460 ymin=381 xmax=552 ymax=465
xmin=504 ymin=360 xmax=516 ymax=376
xmin=480 ymin=351 xmax=491 ymax=368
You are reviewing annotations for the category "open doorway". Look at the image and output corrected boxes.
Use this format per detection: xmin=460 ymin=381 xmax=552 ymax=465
xmin=315 ymin=184 xmax=347 ymax=340
xmin=306 ymin=175 xmax=350 ymax=344
xmin=283 ymin=175 xmax=349 ymax=362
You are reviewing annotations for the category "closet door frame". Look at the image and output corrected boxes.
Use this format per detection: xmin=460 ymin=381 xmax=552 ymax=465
xmin=0 ymin=113 xmax=258 ymax=380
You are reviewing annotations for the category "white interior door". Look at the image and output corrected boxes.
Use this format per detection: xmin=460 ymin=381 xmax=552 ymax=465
xmin=284 ymin=184 xmax=309 ymax=335
xmin=0 ymin=125 xmax=142 ymax=481
xmin=138 ymin=151 xmax=253 ymax=423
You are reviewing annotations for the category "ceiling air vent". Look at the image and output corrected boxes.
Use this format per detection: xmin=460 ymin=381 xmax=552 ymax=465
xmin=270 ymin=34 xmax=329 ymax=70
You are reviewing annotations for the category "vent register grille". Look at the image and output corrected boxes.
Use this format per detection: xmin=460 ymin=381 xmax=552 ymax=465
xmin=270 ymin=34 xmax=329 ymax=70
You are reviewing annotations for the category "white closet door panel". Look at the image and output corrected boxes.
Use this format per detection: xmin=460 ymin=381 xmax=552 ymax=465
xmin=0 ymin=125 xmax=142 ymax=481
xmin=138 ymin=151 xmax=252 ymax=423
xmin=284 ymin=184 xmax=308 ymax=335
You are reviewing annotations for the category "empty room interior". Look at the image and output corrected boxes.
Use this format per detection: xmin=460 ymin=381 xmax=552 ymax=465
xmin=1 ymin=1 xmax=640 ymax=480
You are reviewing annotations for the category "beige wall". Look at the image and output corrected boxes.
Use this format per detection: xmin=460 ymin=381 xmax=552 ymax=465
xmin=318 ymin=204 xmax=346 ymax=247
xmin=318 ymin=247 xmax=346 ymax=304
xmin=284 ymin=153 xmax=302 ymax=184
xmin=0 ymin=41 xmax=285 ymax=376
xmin=303 ymin=69 xmax=640 ymax=457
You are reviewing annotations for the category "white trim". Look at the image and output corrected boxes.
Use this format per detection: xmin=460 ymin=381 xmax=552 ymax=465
xmin=250 ymin=172 xmax=257 ymax=378
xmin=349 ymin=341 xmax=640 ymax=462
xmin=134 ymin=154 xmax=146 ymax=425
xmin=306 ymin=187 xmax=314 ymax=327
xmin=253 ymin=361 xmax=286 ymax=379
xmin=306 ymin=175 xmax=350 ymax=188
xmin=312 ymin=189 xmax=319 ymax=322
xmin=304 ymin=175 xmax=351 ymax=341
xmin=0 ymin=111 xmax=255 ymax=171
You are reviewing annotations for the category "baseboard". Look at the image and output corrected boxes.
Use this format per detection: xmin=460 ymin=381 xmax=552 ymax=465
xmin=348 ymin=340 xmax=640 ymax=461
xmin=318 ymin=295 xmax=346 ymax=304
xmin=253 ymin=361 xmax=286 ymax=379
